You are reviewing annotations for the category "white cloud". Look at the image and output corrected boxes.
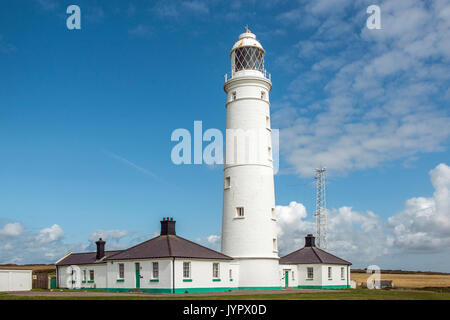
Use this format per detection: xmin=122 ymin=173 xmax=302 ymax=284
xmin=275 ymin=202 xmax=389 ymax=266
xmin=36 ymin=224 xmax=64 ymax=243
xmin=276 ymin=163 xmax=450 ymax=267
xmin=0 ymin=222 xmax=24 ymax=237
xmin=388 ymin=163 xmax=450 ymax=252
xmin=273 ymin=0 xmax=450 ymax=177
xmin=129 ymin=25 xmax=154 ymax=38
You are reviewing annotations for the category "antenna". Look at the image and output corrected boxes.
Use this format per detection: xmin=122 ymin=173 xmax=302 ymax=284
xmin=314 ymin=168 xmax=327 ymax=249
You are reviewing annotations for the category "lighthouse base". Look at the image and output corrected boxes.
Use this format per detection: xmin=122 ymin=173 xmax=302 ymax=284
xmin=234 ymin=258 xmax=282 ymax=290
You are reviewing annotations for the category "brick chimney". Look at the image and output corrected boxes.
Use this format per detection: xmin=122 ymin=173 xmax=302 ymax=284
xmin=160 ymin=217 xmax=176 ymax=235
xmin=96 ymin=238 xmax=106 ymax=260
xmin=305 ymin=234 xmax=316 ymax=247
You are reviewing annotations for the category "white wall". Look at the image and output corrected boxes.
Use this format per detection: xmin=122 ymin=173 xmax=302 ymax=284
xmin=106 ymin=258 xmax=172 ymax=292
xmin=0 ymin=270 xmax=32 ymax=292
xmin=174 ymin=259 xmax=239 ymax=292
xmin=58 ymin=264 xmax=107 ymax=289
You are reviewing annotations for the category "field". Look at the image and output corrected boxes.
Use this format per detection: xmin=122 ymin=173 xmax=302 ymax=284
xmin=351 ymin=271 xmax=450 ymax=288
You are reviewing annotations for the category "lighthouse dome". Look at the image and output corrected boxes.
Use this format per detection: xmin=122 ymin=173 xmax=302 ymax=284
xmin=229 ymin=29 xmax=266 ymax=75
xmin=230 ymin=32 xmax=265 ymax=55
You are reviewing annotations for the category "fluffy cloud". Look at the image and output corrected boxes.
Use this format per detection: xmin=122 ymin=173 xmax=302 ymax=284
xmin=273 ymin=0 xmax=450 ymax=177
xmin=36 ymin=224 xmax=64 ymax=243
xmin=387 ymin=163 xmax=450 ymax=252
xmin=0 ymin=222 xmax=24 ymax=237
xmin=276 ymin=163 xmax=450 ymax=267
xmin=275 ymin=202 xmax=390 ymax=266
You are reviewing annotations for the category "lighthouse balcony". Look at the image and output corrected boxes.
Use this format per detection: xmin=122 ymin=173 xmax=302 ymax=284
xmin=224 ymin=69 xmax=271 ymax=83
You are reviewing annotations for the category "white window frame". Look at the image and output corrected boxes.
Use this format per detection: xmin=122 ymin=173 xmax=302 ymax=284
xmin=152 ymin=262 xmax=159 ymax=279
xmin=328 ymin=266 xmax=332 ymax=279
xmin=118 ymin=263 xmax=124 ymax=279
xmin=212 ymin=263 xmax=220 ymax=279
xmin=224 ymin=176 xmax=231 ymax=189
xmin=307 ymin=267 xmax=314 ymax=279
xmin=183 ymin=262 xmax=191 ymax=279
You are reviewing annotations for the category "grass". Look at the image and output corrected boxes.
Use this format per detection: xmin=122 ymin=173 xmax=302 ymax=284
xmin=1 ymin=289 xmax=450 ymax=300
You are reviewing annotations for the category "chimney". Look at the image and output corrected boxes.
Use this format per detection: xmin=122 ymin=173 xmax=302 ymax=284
xmin=160 ymin=217 xmax=176 ymax=235
xmin=305 ymin=234 xmax=316 ymax=247
xmin=96 ymin=238 xmax=106 ymax=260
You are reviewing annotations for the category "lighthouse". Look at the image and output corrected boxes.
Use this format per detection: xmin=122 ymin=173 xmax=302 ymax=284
xmin=221 ymin=29 xmax=280 ymax=289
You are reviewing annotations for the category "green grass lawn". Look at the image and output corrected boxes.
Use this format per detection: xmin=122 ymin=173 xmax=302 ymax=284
xmin=1 ymin=289 xmax=450 ymax=300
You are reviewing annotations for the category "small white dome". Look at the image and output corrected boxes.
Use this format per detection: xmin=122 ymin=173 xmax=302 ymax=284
xmin=230 ymin=32 xmax=265 ymax=55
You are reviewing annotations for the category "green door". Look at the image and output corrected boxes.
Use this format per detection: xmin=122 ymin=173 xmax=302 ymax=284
xmin=284 ymin=271 xmax=289 ymax=287
xmin=135 ymin=263 xmax=141 ymax=289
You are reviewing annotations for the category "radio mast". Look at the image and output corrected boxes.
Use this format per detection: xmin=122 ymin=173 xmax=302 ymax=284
xmin=314 ymin=168 xmax=327 ymax=249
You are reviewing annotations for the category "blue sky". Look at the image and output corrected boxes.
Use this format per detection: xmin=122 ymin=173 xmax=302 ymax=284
xmin=0 ymin=0 xmax=449 ymax=271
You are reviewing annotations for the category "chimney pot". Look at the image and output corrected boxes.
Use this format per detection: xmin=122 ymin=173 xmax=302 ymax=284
xmin=305 ymin=234 xmax=316 ymax=247
xmin=160 ymin=218 xmax=176 ymax=236
xmin=95 ymin=238 xmax=106 ymax=260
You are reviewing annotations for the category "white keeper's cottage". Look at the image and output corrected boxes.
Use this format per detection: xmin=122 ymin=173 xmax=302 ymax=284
xmin=56 ymin=30 xmax=352 ymax=293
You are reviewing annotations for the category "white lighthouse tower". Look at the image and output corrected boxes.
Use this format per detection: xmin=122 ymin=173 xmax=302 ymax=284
xmin=221 ymin=29 xmax=280 ymax=289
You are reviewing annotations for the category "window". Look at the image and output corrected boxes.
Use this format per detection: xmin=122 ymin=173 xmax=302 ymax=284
xmin=271 ymin=208 xmax=276 ymax=219
xmin=83 ymin=270 xmax=86 ymax=282
xmin=273 ymin=238 xmax=277 ymax=252
xmin=236 ymin=207 xmax=244 ymax=217
xmin=307 ymin=267 xmax=314 ymax=279
xmin=183 ymin=262 xmax=191 ymax=278
xmin=89 ymin=270 xmax=94 ymax=281
xmin=261 ymin=91 xmax=266 ymax=100
xmin=213 ymin=263 xmax=220 ymax=278
xmin=229 ymin=269 xmax=232 ymax=279
xmin=266 ymin=116 xmax=270 ymax=130
xmin=234 ymin=47 xmax=264 ymax=72
xmin=341 ymin=267 xmax=345 ymax=279
xmin=224 ymin=176 xmax=231 ymax=189
xmin=328 ymin=267 xmax=332 ymax=279
xmin=119 ymin=263 xmax=124 ymax=279
xmin=232 ymin=91 xmax=237 ymax=101
xmin=268 ymin=146 xmax=272 ymax=160
xmin=292 ymin=271 xmax=295 ymax=280
xmin=153 ymin=262 xmax=159 ymax=279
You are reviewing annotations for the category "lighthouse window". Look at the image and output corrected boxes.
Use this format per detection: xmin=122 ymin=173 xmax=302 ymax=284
xmin=271 ymin=208 xmax=276 ymax=219
xmin=213 ymin=263 xmax=220 ymax=278
xmin=266 ymin=116 xmax=270 ymax=130
xmin=273 ymin=238 xmax=277 ymax=252
xmin=236 ymin=207 xmax=244 ymax=217
xmin=268 ymin=146 xmax=272 ymax=160
xmin=232 ymin=91 xmax=236 ymax=101
xmin=224 ymin=176 xmax=231 ymax=189
xmin=234 ymin=47 xmax=264 ymax=72
xmin=261 ymin=91 xmax=266 ymax=100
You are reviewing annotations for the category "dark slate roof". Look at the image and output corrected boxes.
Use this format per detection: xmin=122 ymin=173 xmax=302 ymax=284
xmin=280 ymin=246 xmax=351 ymax=265
xmin=106 ymin=235 xmax=233 ymax=261
xmin=56 ymin=250 xmax=123 ymax=266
